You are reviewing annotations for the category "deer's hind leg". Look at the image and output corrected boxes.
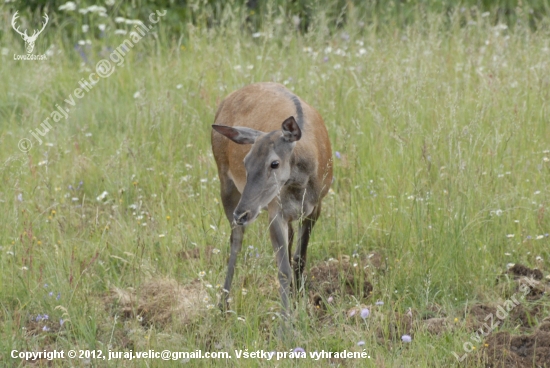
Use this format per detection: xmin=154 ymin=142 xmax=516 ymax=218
xmin=293 ymin=204 xmax=321 ymax=291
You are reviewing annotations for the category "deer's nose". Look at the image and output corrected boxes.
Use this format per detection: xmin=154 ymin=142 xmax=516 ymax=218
xmin=234 ymin=211 xmax=249 ymax=226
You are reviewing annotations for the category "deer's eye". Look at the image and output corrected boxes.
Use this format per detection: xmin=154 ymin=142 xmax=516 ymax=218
xmin=271 ymin=161 xmax=280 ymax=169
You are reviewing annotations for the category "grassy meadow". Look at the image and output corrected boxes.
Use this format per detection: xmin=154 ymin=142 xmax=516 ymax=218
xmin=1 ymin=4 xmax=550 ymax=367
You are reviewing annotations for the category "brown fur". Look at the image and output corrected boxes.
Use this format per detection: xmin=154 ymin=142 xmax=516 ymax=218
xmin=212 ymin=82 xmax=332 ymax=195
xmin=211 ymin=82 xmax=333 ymax=316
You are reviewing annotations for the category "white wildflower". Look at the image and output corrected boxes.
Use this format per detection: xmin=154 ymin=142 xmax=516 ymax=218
xmin=59 ymin=1 xmax=77 ymax=11
xmin=86 ymin=5 xmax=106 ymax=13
xmin=96 ymin=191 xmax=108 ymax=202
xmin=125 ymin=19 xmax=144 ymax=26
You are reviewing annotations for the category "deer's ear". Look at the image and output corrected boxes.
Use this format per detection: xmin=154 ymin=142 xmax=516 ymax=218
xmin=281 ymin=116 xmax=301 ymax=142
xmin=212 ymin=125 xmax=262 ymax=145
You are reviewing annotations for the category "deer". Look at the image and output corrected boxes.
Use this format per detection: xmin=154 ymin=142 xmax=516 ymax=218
xmin=211 ymin=82 xmax=333 ymax=316
xmin=11 ymin=11 xmax=49 ymax=54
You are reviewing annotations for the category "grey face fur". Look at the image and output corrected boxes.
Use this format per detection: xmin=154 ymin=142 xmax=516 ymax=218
xmin=212 ymin=117 xmax=301 ymax=226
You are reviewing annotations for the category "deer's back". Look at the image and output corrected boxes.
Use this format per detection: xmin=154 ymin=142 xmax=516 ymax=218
xmin=212 ymin=82 xmax=332 ymax=197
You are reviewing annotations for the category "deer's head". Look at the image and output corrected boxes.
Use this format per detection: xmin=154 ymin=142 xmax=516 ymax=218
xmin=12 ymin=11 xmax=49 ymax=54
xmin=212 ymin=116 xmax=302 ymax=226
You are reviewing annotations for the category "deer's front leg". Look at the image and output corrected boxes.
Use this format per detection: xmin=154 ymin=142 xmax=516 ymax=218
xmin=220 ymin=224 xmax=244 ymax=311
xmin=268 ymin=210 xmax=292 ymax=316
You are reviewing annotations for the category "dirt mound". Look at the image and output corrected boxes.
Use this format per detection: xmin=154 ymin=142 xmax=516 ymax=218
xmin=465 ymin=302 xmax=543 ymax=333
xmin=497 ymin=263 xmax=549 ymax=301
xmin=111 ymin=278 xmax=208 ymax=326
xmin=505 ymin=264 xmax=544 ymax=281
xmin=465 ymin=263 xmax=550 ymax=366
xmin=484 ymin=327 xmax=550 ymax=367
xmin=307 ymin=256 xmax=373 ymax=312
xmin=361 ymin=251 xmax=384 ymax=270
xmin=423 ymin=317 xmax=450 ymax=335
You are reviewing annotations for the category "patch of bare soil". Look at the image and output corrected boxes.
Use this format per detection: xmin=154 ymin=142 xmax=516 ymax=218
xmin=177 ymin=245 xmax=216 ymax=261
xmin=497 ymin=263 xmax=549 ymax=301
xmin=505 ymin=264 xmax=544 ymax=281
xmin=110 ymin=278 xmax=207 ymax=326
xmin=306 ymin=255 xmax=375 ymax=314
xmin=415 ymin=303 xmax=452 ymax=335
xmin=465 ymin=303 xmax=544 ymax=333
xmin=484 ymin=327 xmax=550 ymax=368
xmin=360 ymin=251 xmax=385 ymax=270
xmin=465 ymin=263 xmax=550 ymax=367
xmin=423 ymin=317 xmax=450 ymax=335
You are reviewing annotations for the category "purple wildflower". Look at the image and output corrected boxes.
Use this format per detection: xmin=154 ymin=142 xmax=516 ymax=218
xmin=402 ymin=335 xmax=412 ymax=343
xmin=360 ymin=308 xmax=370 ymax=319
xmin=335 ymin=151 xmax=341 ymax=159
xmin=42 ymin=326 xmax=50 ymax=332
xmin=293 ymin=347 xmax=305 ymax=353
xmin=375 ymin=301 xmax=384 ymax=306
xmin=74 ymin=44 xmax=89 ymax=63
xmin=357 ymin=340 xmax=365 ymax=346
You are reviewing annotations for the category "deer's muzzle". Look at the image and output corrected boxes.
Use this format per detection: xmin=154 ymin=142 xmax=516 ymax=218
xmin=233 ymin=211 xmax=250 ymax=226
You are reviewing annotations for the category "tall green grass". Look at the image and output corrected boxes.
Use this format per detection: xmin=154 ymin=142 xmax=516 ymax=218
xmin=1 ymin=5 xmax=549 ymax=367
